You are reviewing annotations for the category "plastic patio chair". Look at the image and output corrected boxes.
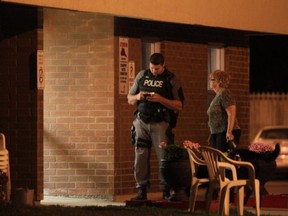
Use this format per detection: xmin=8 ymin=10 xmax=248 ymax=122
xmin=185 ymin=147 xmax=209 ymax=212
xmin=199 ymin=146 xmax=260 ymax=216
xmin=0 ymin=133 xmax=11 ymax=203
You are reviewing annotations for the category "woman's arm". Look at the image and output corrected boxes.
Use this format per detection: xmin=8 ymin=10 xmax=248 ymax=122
xmin=226 ymin=104 xmax=236 ymax=140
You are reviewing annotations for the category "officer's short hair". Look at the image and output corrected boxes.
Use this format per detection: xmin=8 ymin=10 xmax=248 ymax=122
xmin=150 ymin=53 xmax=164 ymax=65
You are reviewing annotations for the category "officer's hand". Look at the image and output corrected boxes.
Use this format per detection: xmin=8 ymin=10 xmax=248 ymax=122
xmin=138 ymin=91 xmax=150 ymax=101
xmin=146 ymin=93 xmax=160 ymax=102
xmin=137 ymin=92 xmax=144 ymax=101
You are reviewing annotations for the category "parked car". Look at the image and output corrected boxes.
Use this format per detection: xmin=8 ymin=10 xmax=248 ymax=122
xmin=252 ymin=125 xmax=288 ymax=173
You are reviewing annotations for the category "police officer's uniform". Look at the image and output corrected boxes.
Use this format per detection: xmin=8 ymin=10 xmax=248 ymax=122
xmin=129 ymin=68 xmax=184 ymax=200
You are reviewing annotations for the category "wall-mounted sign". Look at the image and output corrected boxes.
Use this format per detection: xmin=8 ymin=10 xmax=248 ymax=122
xmin=128 ymin=61 xmax=135 ymax=79
xmin=37 ymin=50 xmax=45 ymax=90
xmin=128 ymin=61 xmax=135 ymax=89
xmin=119 ymin=38 xmax=129 ymax=95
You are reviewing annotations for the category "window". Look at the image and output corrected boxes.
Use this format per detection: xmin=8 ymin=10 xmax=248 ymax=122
xmin=260 ymin=129 xmax=288 ymax=139
xmin=208 ymin=47 xmax=225 ymax=89
xmin=141 ymin=42 xmax=160 ymax=69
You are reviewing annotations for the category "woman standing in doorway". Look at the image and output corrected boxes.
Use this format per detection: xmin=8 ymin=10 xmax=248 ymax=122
xmin=207 ymin=70 xmax=241 ymax=152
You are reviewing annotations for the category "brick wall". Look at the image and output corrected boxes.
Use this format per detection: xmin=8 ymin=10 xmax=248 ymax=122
xmin=225 ymin=47 xmax=250 ymax=147
xmin=114 ymin=37 xmax=142 ymax=195
xmin=43 ymin=9 xmax=115 ymax=198
xmin=1 ymin=4 xmax=250 ymax=200
xmin=43 ymin=15 xmax=250 ymax=198
xmin=161 ymin=41 xmax=210 ymax=145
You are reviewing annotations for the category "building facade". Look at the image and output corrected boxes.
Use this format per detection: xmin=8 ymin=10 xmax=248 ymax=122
xmin=0 ymin=2 xmax=271 ymax=202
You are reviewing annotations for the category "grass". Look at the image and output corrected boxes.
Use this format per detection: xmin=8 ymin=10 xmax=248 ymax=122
xmin=0 ymin=205 xmax=203 ymax=216
xmin=0 ymin=204 xmax=261 ymax=216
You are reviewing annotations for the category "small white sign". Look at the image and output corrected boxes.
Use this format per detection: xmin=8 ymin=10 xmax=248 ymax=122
xmin=128 ymin=61 xmax=135 ymax=79
xmin=37 ymin=50 xmax=45 ymax=90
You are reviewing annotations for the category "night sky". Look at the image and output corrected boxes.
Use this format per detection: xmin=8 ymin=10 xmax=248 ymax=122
xmin=250 ymin=35 xmax=288 ymax=93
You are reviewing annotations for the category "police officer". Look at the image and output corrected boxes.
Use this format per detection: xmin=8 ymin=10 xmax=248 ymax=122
xmin=127 ymin=53 xmax=184 ymax=201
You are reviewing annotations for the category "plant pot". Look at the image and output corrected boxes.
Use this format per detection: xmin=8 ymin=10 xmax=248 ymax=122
xmin=255 ymin=159 xmax=277 ymax=195
xmin=160 ymin=159 xmax=191 ymax=201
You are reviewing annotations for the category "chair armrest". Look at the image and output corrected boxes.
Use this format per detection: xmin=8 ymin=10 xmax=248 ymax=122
xmin=219 ymin=153 xmax=256 ymax=182
xmin=185 ymin=147 xmax=206 ymax=166
xmin=218 ymin=161 xmax=238 ymax=180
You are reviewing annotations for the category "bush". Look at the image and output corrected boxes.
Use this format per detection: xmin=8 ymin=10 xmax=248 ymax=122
xmin=163 ymin=145 xmax=189 ymax=161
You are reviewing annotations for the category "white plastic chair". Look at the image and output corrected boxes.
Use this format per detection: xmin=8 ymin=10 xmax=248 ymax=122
xmin=199 ymin=146 xmax=260 ymax=216
xmin=185 ymin=147 xmax=209 ymax=212
xmin=0 ymin=133 xmax=11 ymax=203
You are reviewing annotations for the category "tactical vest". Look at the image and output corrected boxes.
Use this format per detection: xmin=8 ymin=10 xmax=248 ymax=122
xmin=137 ymin=69 xmax=173 ymax=115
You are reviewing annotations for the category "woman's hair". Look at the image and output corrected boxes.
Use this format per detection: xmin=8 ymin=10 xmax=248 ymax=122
xmin=210 ymin=69 xmax=230 ymax=88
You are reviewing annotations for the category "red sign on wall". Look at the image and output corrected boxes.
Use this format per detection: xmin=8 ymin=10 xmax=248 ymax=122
xmin=119 ymin=38 xmax=129 ymax=95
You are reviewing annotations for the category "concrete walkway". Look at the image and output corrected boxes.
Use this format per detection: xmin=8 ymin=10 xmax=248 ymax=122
xmin=41 ymin=193 xmax=288 ymax=216
xmin=41 ymin=195 xmax=125 ymax=207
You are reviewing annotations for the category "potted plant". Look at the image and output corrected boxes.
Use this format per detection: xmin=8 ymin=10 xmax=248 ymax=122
xmin=159 ymin=142 xmax=192 ymax=201
xmin=245 ymin=142 xmax=279 ymax=195
xmin=162 ymin=144 xmax=189 ymax=161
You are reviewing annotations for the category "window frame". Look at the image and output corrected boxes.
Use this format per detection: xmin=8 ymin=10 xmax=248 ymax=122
xmin=208 ymin=45 xmax=225 ymax=90
xmin=141 ymin=41 xmax=160 ymax=70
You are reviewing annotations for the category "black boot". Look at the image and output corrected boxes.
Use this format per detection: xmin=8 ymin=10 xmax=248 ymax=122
xmin=167 ymin=191 xmax=177 ymax=201
xmin=162 ymin=188 xmax=170 ymax=200
xmin=131 ymin=187 xmax=147 ymax=201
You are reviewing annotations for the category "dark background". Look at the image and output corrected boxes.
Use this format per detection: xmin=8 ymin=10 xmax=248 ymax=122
xmin=250 ymin=35 xmax=288 ymax=93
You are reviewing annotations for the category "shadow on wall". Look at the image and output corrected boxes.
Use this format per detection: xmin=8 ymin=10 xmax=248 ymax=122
xmin=0 ymin=3 xmax=38 ymax=41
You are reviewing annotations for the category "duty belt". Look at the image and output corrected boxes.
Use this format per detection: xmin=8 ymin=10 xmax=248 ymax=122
xmin=137 ymin=110 xmax=166 ymax=124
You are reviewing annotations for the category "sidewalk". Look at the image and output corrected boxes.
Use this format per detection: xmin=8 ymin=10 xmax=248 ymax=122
xmin=41 ymin=195 xmax=125 ymax=207
xmin=41 ymin=193 xmax=288 ymax=216
xmin=246 ymin=207 xmax=287 ymax=216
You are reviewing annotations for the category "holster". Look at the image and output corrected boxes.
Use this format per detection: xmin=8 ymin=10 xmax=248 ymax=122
xmin=136 ymin=137 xmax=152 ymax=148
xmin=131 ymin=125 xmax=136 ymax=145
